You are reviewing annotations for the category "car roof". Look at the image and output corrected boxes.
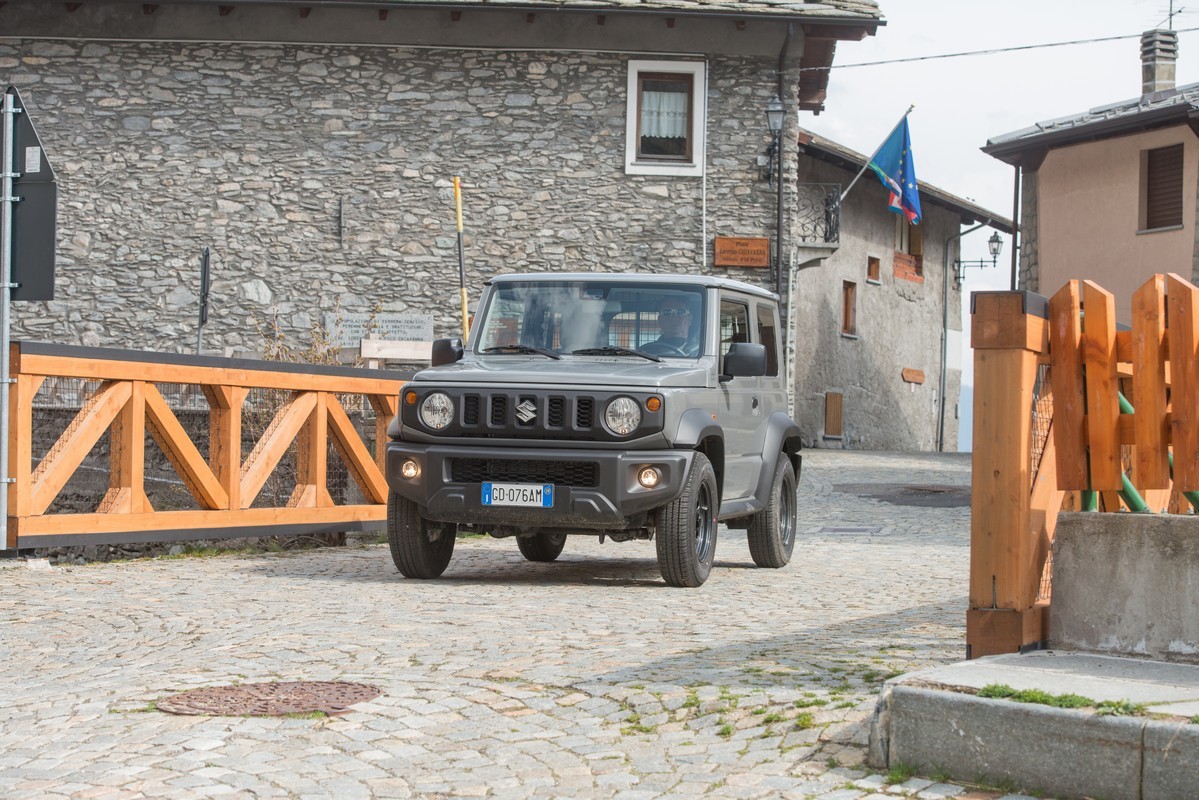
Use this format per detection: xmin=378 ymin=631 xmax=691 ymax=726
xmin=484 ymin=272 xmax=779 ymax=301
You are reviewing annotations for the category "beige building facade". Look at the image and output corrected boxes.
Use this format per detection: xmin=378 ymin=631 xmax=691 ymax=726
xmin=986 ymin=29 xmax=1199 ymax=319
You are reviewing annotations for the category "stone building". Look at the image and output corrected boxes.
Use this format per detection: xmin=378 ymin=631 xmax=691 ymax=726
xmin=790 ymin=131 xmax=1010 ymax=452
xmin=1 ymin=0 xmax=1008 ymax=451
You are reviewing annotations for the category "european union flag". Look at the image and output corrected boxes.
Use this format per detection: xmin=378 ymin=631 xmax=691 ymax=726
xmin=867 ymin=118 xmax=922 ymax=225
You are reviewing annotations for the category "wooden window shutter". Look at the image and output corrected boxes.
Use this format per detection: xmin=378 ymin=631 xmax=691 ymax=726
xmin=824 ymin=392 xmax=844 ymax=438
xmin=841 ymin=281 xmax=857 ymax=335
xmin=1146 ymin=144 xmax=1184 ymax=229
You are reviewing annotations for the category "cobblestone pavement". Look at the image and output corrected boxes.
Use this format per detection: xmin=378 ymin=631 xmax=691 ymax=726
xmin=0 ymin=450 xmax=1024 ymax=800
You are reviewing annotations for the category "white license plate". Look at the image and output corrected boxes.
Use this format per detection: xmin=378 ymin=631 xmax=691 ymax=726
xmin=481 ymin=482 xmax=554 ymax=508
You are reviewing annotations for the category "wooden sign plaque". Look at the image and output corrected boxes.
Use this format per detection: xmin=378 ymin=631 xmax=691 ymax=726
xmin=714 ymin=236 xmax=771 ymax=268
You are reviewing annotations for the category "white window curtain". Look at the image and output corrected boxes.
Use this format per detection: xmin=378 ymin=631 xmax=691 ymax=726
xmin=641 ymin=89 xmax=688 ymax=138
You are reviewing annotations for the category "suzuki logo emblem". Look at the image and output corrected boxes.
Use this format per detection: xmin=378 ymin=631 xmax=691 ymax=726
xmin=516 ymin=400 xmax=537 ymax=423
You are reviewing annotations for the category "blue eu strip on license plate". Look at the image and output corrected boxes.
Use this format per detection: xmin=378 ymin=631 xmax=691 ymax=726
xmin=481 ymin=482 xmax=554 ymax=508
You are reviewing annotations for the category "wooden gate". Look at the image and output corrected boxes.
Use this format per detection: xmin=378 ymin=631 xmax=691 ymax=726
xmin=7 ymin=342 xmax=405 ymax=549
xmin=968 ymin=273 xmax=1199 ymax=657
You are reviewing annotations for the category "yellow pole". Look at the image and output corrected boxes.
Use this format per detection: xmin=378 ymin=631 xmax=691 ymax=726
xmin=454 ymin=177 xmax=469 ymax=341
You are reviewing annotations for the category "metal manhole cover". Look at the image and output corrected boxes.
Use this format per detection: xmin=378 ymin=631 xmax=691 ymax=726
xmin=833 ymin=483 xmax=970 ymax=508
xmin=157 ymin=681 xmax=381 ymax=717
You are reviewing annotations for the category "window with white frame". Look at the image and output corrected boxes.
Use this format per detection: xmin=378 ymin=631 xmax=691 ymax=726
xmin=625 ymin=60 xmax=706 ymax=177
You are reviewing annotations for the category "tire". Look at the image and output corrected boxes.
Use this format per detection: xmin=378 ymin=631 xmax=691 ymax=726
xmin=387 ymin=491 xmax=456 ymax=579
xmin=746 ymin=456 xmax=797 ymax=568
xmin=655 ymin=452 xmax=719 ymax=587
xmin=517 ymin=532 xmax=567 ymax=562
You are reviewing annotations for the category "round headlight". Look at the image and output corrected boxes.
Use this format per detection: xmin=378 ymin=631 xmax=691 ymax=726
xmin=605 ymin=396 xmax=641 ymax=436
xmin=419 ymin=392 xmax=454 ymax=430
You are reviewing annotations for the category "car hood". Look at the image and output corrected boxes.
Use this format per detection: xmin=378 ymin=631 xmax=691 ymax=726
xmin=411 ymin=355 xmax=713 ymax=388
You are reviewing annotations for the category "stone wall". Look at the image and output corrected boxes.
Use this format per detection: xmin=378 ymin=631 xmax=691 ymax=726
xmin=791 ymin=156 xmax=964 ymax=451
xmin=2 ymin=38 xmax=786 ymax=353
xmin=1051 ymin=512 xmax=1199 ymax=664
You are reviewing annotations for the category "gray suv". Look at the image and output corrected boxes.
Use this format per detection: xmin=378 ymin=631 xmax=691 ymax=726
xmin=385 ymin=273 xmax=801 ymax=587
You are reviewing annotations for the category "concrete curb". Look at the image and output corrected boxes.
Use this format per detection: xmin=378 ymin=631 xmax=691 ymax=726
xmin=869 ymin=667 xmax=1199 ymax=800
xmin=871 ymin=685 xmax=1145 ymax=800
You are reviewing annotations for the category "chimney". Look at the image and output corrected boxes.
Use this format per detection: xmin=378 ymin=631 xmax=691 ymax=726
xmin=1142 ymin=29 xmax=1178 ymax=96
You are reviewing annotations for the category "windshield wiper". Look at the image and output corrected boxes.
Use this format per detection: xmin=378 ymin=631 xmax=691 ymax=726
xmin=571 ymin=346 xmax=662 ymax=363
xmin=481 ymin=345 xmax=561 ymax=360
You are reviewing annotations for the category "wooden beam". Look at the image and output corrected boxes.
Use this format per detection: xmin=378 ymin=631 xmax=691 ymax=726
xmin=1167 ymin=273 xmax=1199 ymax=490
xmin=369 ymin=394 xmax=397 ymax=474
xmin=31 ymin=381 xmax=132 ymax=516
xmin=145 ymin=384 xmax=228 ymax=510
xmin=289 ymin=392 xmax=329 ymax=508
xmin=328 ymin=394 xmax=388 ymax=504
xmin=1132 ymin=274 xmax=1172 ymax=488
xmin=240 ymin=391 xmax=317 ymax=507
xmin=17 ymin=352 xmax=403 ymax=396
xmin=205 ymin=384 xmax=246 ymax=511
xmin=967 ymin=606 xmax=1047 ymax=658
xmin=99 ymin=381 xmax=146 ymax=514
xmin=1081 ymin=281 xmax=1121 ymax=490
xmin=971 ymin=292 xmax=1049 ymax=352
xmin=1049 ymin=282 xmax=1088 ymax=489
xmin=8 ymin=374 xmax=44 ymax=520
xmin=970 ymin=347 xmax=1036 ymax=610
xmin=16 ymin=504 xmax=385 ymax=540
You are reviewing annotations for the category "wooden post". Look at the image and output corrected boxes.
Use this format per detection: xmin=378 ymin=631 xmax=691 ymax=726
xmin=1168 ymin=273 xmax=1199 ymax=490
xmin=1132 ymin=275 xmax=1171 ymax=489
xmin=205 ymin=384 xmax=246 ymax=511
xmin=968 ymin=291 xmax=1049 ymax=658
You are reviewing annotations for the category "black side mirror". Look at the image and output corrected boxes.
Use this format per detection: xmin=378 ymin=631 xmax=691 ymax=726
xmin=722 ymin=342 xmax=767 ymax=379
xmin=431 ymin=338 xmax=464 ymax=366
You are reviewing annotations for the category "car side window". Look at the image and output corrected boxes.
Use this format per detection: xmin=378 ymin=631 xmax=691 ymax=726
xmin=755 ymin=302 xmax=779 ymax=376
xmin=719 ymin=299 xmax=751 ymax=358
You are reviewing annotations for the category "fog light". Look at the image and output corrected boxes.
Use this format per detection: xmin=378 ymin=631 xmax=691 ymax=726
xmin=400 ymin=459 xmax=420 ymax=479
xmin=637 ymin=466 xmax=662 ymax=488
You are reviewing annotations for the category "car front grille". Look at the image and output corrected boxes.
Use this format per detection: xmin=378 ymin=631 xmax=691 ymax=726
xmin=450 ymin=458 xmax=599 ymax=487
xmin=403 ymin=389 xmax=663 ymax=441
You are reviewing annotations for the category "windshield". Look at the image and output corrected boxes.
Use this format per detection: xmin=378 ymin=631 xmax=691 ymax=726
xmin=474 ymin=281 xmax=706 ymax=358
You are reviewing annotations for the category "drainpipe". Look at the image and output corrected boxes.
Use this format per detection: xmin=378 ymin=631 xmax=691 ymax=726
xmin=775 ymin=24 xmax=793 ymax=301
xmin=938 ymin=221 xmax=989 ymax=452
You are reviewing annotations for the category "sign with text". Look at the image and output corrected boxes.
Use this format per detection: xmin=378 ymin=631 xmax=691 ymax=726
xmin=714 ymin=236 xmax=770 ymax=268
xmin=326 ymin=312 xmax=434 ymax=347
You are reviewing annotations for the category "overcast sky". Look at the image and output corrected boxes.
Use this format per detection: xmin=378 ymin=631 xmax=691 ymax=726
xmin=801 ymin=0 xmax=1199 ymax=447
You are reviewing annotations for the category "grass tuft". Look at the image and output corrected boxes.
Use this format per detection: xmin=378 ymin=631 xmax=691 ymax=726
xmin=977 ymin=683 xmax=1092 ymax=708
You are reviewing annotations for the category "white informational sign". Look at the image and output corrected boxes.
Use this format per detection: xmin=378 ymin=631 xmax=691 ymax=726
xmin=24 ymin=146 xmax=40 ymax=173
xmin=326 ymin=312 xmax=434 ymax=348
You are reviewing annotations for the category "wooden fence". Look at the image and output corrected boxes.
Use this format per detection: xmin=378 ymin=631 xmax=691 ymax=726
xmin=969 ymin=273 xmax=1199 ymax=658
xmin=7 ymin=342 xmax=405 ymax=549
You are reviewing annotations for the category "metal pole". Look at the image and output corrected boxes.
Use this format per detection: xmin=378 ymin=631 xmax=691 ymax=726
xmin=1010 ymin=165 xmax=1021 ymax=290
xmin=454 ymin=176 xmax=469 ymax=341
xmin=839 ymin=104 xmax=915 ymax=203
xmin=1 ymin=91 xmax=18 ymax=551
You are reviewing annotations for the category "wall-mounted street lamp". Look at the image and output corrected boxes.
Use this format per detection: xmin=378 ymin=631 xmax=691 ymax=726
xmin=763 ymin=95 xmax=785 ymax=187
xmin=953 ymin=231 xmax=1003 ymax=287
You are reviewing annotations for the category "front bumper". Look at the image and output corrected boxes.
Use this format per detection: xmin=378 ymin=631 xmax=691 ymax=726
xmin=385 ymin=443 xmax=695 ymax=528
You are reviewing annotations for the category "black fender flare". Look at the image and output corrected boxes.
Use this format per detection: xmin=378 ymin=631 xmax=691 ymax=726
xmin=753 ymin=412 xmax=803 ymax=505
xmin=671 ymin=408 xmax=725 ymax=497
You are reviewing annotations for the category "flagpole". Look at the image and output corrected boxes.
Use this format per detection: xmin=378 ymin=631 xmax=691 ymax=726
xmin=839 ymin=104 xmax=915 ymax=203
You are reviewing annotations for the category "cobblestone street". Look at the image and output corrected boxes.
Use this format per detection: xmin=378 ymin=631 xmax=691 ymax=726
xmin=0 ymin=450 xmax=998 ymax=799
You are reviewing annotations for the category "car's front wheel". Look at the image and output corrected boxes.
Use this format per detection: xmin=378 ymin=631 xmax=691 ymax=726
xmin=655 ymin=452 xmax=719 ymax=587
xmin=517 ymin=532 xmax=566 ymax=562
xmin=387 ymin=491 xmax=456 ymax=578
xmin=746 ymin=456 xmax=797 ymax=568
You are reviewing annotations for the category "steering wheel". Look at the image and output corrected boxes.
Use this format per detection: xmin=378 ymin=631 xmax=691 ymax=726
xmin=642 ymin=340 xmax=695 ymax=357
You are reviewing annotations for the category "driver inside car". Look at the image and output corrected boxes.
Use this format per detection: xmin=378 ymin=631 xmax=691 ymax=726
xmin=645 ymin=297 xmax=699 ymax=356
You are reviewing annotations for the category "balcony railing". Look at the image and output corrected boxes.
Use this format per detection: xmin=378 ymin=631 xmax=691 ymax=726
xmin=795 ymin=183 xmax=841 ymax=244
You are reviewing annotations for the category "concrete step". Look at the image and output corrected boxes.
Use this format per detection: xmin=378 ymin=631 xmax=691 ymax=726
xmin=868 ymin=651 xmax=1199 ymax=800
